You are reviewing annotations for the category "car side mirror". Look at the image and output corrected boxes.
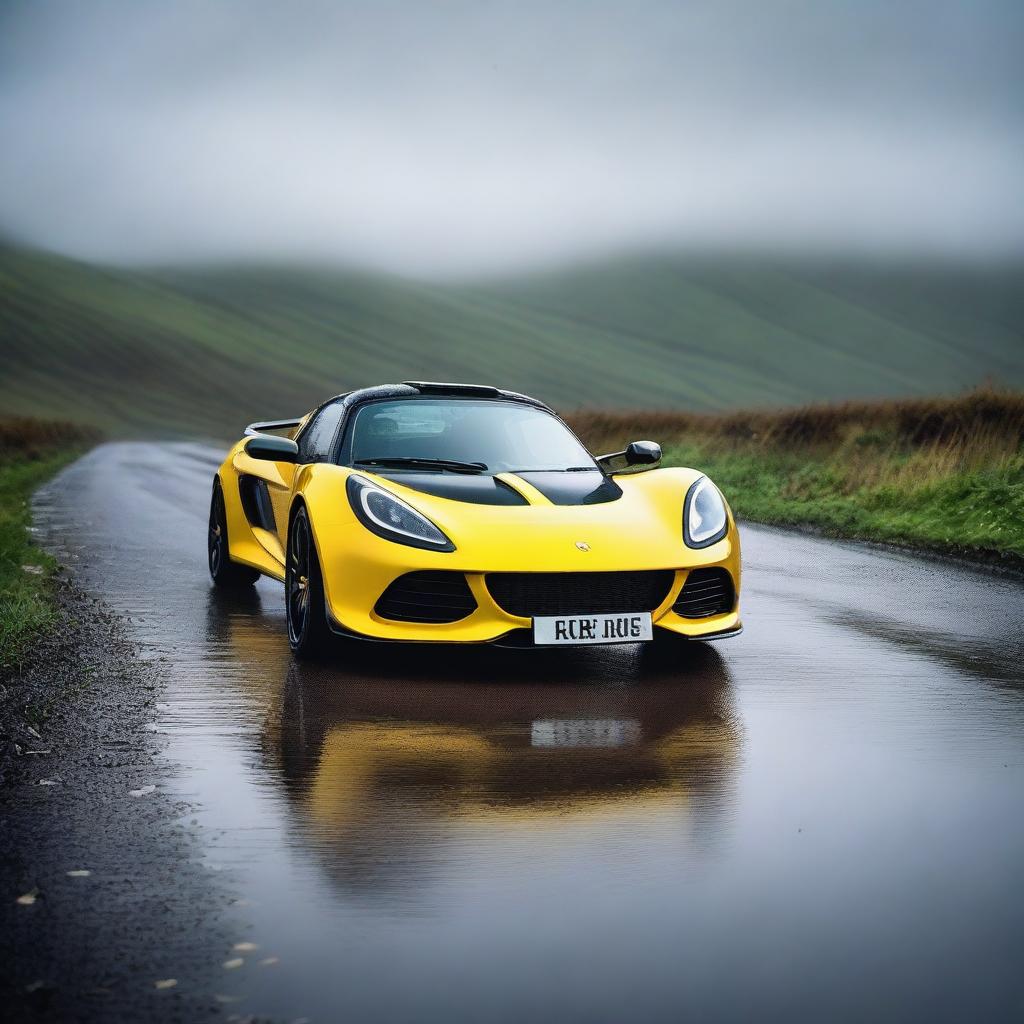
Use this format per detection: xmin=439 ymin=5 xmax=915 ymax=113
xmin=596 ymin=439 xmax=662 ymax=473
xmin=625 ymin=440 xmax=662 ymax=465
xmin=245 ymin=435 xmax=299 ymax=463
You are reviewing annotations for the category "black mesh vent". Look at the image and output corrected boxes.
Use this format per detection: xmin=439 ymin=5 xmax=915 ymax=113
xmin=238 ymin=475 xmax=276 ymax=532
xmin=485 ymin=571 xmax=674 ymax=618
xmin=374 ymin=571 xmax=477 ymax=624
xmin=673 ymin=568 xmax=735 ymax=618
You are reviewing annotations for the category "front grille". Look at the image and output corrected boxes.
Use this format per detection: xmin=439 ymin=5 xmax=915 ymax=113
xmin=486 ymin=570 xmax=674 ymax=618
xmin=374 ymin=571 xmax=477 ymax=623
xmin=673 ymin=568 xmax=735 ymax=618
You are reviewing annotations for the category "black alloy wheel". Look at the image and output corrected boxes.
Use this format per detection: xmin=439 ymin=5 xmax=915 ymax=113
xmin=286 ymin=505 xmax=331 ymax=658
xmin=209 ymin=480 xmax=259 ymax=588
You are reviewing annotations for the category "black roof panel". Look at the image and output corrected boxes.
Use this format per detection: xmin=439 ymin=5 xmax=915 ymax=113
xmin=336 ymin=382 xmax=550 ymax=412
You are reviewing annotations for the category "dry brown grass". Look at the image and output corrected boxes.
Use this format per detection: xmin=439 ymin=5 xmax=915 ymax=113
xmin=567 ymin=388 xmax=1024 ymax=455
xmin=0 ymin=418 xmax=102 ymax=461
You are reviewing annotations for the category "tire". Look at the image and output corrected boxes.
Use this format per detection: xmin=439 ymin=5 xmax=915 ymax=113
xmin=286 ymin=504 xmax=333 ymax=659
xmin=208 ymin=480 xmax=260 ymax=589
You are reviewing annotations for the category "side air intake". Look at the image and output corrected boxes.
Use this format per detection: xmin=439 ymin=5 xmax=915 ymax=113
xmin=673 ymin=568 xmax=735 ymax=618
xmin=238 ymin=475 xmax=276 ymax=533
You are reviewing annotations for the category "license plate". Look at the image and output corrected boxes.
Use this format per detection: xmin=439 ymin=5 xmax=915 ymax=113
xmin=533 ymin=612 xmax=653 ymax=646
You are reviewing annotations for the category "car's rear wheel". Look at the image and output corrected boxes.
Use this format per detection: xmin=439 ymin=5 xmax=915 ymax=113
xmin=286 ymin=505 xmax=332 ymax=659
xmin=209 ymin=480 xmax=260 ymax=588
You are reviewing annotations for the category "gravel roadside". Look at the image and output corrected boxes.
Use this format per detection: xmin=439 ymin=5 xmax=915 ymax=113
xmin=0 ymin=574 xmax=232 ymax=1023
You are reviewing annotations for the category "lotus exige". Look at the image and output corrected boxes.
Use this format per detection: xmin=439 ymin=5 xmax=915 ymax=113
xmin=208 ymin=382 xmax=741 ymax=656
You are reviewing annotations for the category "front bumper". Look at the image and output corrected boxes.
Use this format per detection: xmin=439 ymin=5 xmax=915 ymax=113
xmin=318 ymin=527 xmax=742 ymax=645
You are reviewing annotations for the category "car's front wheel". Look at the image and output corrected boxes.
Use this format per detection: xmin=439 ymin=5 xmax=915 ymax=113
xmin=208 ymin=480 xmax=260 ymax=588
xmin=286 ymin=505 xmax=332 ymax=659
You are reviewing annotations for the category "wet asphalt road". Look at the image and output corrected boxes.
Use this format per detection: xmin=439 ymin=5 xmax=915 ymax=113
xmin=33 ymin=442 xmax=1024 ymax=1022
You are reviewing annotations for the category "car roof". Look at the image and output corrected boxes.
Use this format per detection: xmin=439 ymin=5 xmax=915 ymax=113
xmin=325 ymin=382 xmax=553 ymax=414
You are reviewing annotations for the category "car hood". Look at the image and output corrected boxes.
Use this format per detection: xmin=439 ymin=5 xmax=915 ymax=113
xmin=342 ymin=464 xmax=723 ymax=572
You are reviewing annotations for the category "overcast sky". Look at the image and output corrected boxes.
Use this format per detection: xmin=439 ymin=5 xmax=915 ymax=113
xmin=0 ymin=0 xmax=1021 ymax=274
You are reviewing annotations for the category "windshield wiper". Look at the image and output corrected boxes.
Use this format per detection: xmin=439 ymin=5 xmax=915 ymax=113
xmin=510 ymin=466 xmax=597 ymax=473
xmin=355 ymin=457 xmax=488 ymax=474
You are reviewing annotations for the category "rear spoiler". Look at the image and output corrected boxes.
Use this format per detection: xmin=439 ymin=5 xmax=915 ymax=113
xmin=244 ymin=418 xmax=303 ymax=438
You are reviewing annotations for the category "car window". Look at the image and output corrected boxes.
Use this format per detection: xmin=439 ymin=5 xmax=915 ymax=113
xmin=297 ymin=401 xmax=345 ymax=463
xmin=346 ymin=399 xmax=596 ymax=473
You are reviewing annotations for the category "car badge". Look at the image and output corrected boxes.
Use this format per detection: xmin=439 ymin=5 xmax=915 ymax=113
xmin=575 ymin=541 xmax=591 ymax=552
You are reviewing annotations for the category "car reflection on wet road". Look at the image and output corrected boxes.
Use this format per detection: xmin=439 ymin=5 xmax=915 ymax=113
xmin=35 ymin=443 xmax=1024 ymax=1022
xmin=277 ymin=651 xmax=737 ymax=899
xmin=207 ymin=582 xmax=740 ymax=901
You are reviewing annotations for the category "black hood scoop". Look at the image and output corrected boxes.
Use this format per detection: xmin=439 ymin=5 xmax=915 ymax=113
xmin=375 ymin=469 xmax=622 ymax=507
xmin=375 ymin=472 xmax=529 ymax=506
xmin=515 ymin=471 xmax=622 ymax=506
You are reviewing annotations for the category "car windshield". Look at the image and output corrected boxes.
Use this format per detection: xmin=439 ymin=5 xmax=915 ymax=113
xmin=346 ymin=398 xmax=597 ymax=474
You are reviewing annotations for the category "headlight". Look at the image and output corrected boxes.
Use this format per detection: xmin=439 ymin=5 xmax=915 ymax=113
xmin=346 ymin=474 xmax=455 ymax=551
xmin=684 ymin=476 xmax=728 ymax=548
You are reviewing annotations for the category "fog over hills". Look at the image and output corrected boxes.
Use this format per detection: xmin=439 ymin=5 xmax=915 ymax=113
xmin=1 ymin=1 xmax=1021 ymax=274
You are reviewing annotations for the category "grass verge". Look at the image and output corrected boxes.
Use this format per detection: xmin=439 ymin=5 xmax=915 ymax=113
xmin=0 ymin=418 xmax=100 ymax=670
xmin=570 ymin=389 xmax=1024 ymax=566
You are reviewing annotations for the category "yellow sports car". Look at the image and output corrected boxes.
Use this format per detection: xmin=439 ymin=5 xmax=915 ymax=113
xmin=208 ymin=382 xmax=741 ymax=656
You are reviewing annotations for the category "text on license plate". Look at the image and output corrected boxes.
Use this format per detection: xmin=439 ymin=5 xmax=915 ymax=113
xmin=533 ymin=612 xmax=653 ymax=645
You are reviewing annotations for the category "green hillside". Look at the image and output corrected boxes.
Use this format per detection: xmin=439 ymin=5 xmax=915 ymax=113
xmin=2 ymin=242 xmax=1022 ymax=439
